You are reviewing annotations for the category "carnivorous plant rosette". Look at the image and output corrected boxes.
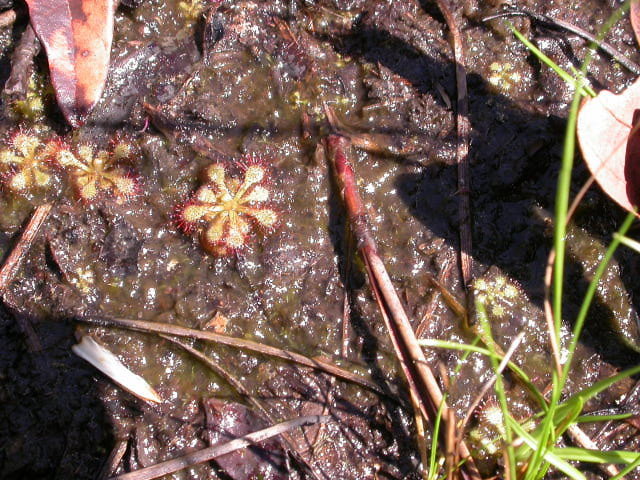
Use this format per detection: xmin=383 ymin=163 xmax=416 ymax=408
xmin=0 ymin=129 xmax=59 ymax=194
xmin=176 ymin=158 xmax=279 ymax=256
xmin=54 ymin=141 xmax=139 ymax=202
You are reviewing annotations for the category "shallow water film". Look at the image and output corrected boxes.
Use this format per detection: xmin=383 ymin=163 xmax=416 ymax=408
xmin=0 ymin=0 xmax=639 ymax=479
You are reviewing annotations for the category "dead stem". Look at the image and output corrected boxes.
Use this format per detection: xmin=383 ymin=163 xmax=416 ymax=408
xmin=433 ymin=0 xmax=473 ymax=295
xmin=308 ymin=231 xmax=356 ymax=454
xmin=109 ymin=415 xmax=331 ymax=480
xmin=409 ymin=388 xmax=430 ymax=480
xmin=324 ymin=104 xmax=419 ymax=156
xmin=565 ymin=425 xmax=620 ymax=477
xmin=0 ymin=9 xmax=16 ymax=29
xmin=542 ymin=247 xmax=564 ymax=380
xmin=76 ymin=315 xmax=383 ymax=395
xmin=415 ymin=254 xmax=454 ymax=338
xmin=98 ymin=439 xmax=129 ymax=480
xmin=4 ymin=24 xmax=40 ymax=98
xmin=0 ymin=203 xmax=53 ymax=351
xmin=323 ymin=134 xmax=481 ymax=480
xmin=0 ymin=203 xmax=53 ymax=293
xmin=459 ymin=332 xmax=525 ymax=435
xmin=2 ymin=293 xmax=42 ymax=351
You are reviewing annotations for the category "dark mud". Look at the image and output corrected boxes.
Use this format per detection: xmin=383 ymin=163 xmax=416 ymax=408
xmin=0 ymin=0 xmax=639 ymax=479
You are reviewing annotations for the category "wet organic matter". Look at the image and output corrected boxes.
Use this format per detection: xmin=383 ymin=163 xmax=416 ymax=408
xmin=0 ymin=0 xmax=639 ymax=479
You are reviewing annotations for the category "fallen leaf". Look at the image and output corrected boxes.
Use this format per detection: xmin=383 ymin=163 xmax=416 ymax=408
xmin=631 ymin=0 xmax=640 ymax=48
xmin=577 ymin=76 xmax=640 ymax=214
xmin=24 ymin=0 xmax=117 ymax=127
xmin=72 ymin=335 xmax=162 ymax=404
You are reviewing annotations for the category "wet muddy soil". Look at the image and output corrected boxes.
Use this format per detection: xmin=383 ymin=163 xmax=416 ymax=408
xmin=0 ymin=0 xmax=639 ymax=479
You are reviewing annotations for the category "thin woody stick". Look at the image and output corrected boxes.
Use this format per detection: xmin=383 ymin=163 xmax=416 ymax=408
xmin=434 ymin=0 xmax=473 ymax=294
xmin=110 ymin=415 xmax=330 ymax=480
xmin=0 ymin=203 xmax=53 ymax=351
xmin=76 ymin=315 xmax=383 ymax=395
xmin=0 ymin=203 xmax=53 ymax=294
xmin=159 ymin=334 xmax=325 ymax=480
xmin=324 ymin=134 xmax=481 ymax=480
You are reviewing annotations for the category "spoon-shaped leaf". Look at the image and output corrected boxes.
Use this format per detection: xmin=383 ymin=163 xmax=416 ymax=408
xmin=24 ymin=0 xmax=116 ymax=127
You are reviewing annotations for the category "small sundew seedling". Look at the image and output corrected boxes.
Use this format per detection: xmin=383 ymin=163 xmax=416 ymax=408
xmin=54 ymin=142 xmax=139 ymax=203
xmin=0 ymin=129 xmax=59 ymax=194
xmin=11 ymin=74 xmax=53 ymax=122
xmin=473 ymin=272 xmax=524 ymax=319
xmin=177 ymin=0 xmax=212 ymax=21
xmin=469 ymin=398 xmax=537 ymax=460
xmin=176 ymin=157 xmax=279 ymax=256
xmin=488 ymin=61 xmax=522 ymax=92
xmin=477 ymin=400 xmax=506 ymax=437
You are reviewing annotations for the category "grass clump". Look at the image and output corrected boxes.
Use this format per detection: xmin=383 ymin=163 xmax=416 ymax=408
xmin=420 ymin=2 xmax=640 ymax=478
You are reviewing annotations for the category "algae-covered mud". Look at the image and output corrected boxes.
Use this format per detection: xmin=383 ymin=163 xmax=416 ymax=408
xmin=0 ymin=0 xmax=639 ymax=478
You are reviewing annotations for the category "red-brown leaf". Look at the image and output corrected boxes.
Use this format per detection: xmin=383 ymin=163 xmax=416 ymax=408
xmin=577 ymin=77 xmax=640 ymax=215
xmin=24 ymin=0 xmax=116 ymax=127
xmin=631 ymin=0 xmax=640 ymax=48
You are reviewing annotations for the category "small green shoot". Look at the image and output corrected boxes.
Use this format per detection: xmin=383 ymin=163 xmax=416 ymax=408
xmin=505 ymin=21 xmax=596 ymax=98
xmin=476 ymin=302 xmax=517 ymax=478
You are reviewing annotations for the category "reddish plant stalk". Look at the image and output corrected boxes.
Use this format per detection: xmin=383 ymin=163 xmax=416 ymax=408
xmin=324 ymin=134 xmax=480 ymax=480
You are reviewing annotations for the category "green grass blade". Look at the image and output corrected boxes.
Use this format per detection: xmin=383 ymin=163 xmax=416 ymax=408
xmin=476 ymin=303 xmax=517 ymax=478
xmin=555 ymin=364 xmax=640 ymax=422
xmin=565 ymin=364 xmax=640 ymax=404
xmin=520 ymin=3 xmax=633 ymax=475
xmin=427 ymin=393 xmax=445 ymax=479
xmin=426 ymin=338 xmax=478 ymax=478
xmin=554 ymin=447 xmax=640 ymax=464
xmin=419 ymin=339 xmax=547 ymax=410
xmin=509 ymin=418 xmax=586 ymax=480
xmin=506 ymin=22 xmax=596 ymax=98
xmin=614 ymin=233 xmax=640 ymax=254
xmin=611 ymin=453 xmax=640 ymax=480
xmin=575 ymin=412 xmax=634 ymax=423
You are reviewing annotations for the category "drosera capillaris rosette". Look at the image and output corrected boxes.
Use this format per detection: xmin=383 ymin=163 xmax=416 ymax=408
xmin=175 ymin=156 xmax=279 ymax=256
xmin=53 ymin=138 xmax=140 ymax=203
xmin=0 ymin=127 xmax=61 ymax=196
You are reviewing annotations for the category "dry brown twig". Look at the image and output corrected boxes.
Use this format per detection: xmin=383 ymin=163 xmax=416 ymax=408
xmin=0 ymin=203 xmax=53 ymax=350
xmin=460 ymin=332 xmax=525 ymax=434
xmin=415 ymin=254 xmax=454 ymax=338
xmin=0 ymin=9 xmax=16 ymax=29
xmin=323 ymin=134 xmax=481 ymax=480
xmin=76 ymin=315 xmax=383 ymax=395
xmin=0 ymin=203 xmax=53 ymax=294
xmin=4 ymin=24 xmax=40 ymax=99
xmin=433 ymin=0 xmax=473 ymax=294
xmin=109 ymin=415 xmax=331 ymax=480
xmin=98 ymin=439 xmax=129 ymax=480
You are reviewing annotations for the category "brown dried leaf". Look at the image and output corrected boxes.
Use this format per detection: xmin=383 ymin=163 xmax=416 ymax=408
xmin=577 ymin=77 xmax=640 ymax=214
xmin=24 ymin=0 xmax=117 ymax=127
